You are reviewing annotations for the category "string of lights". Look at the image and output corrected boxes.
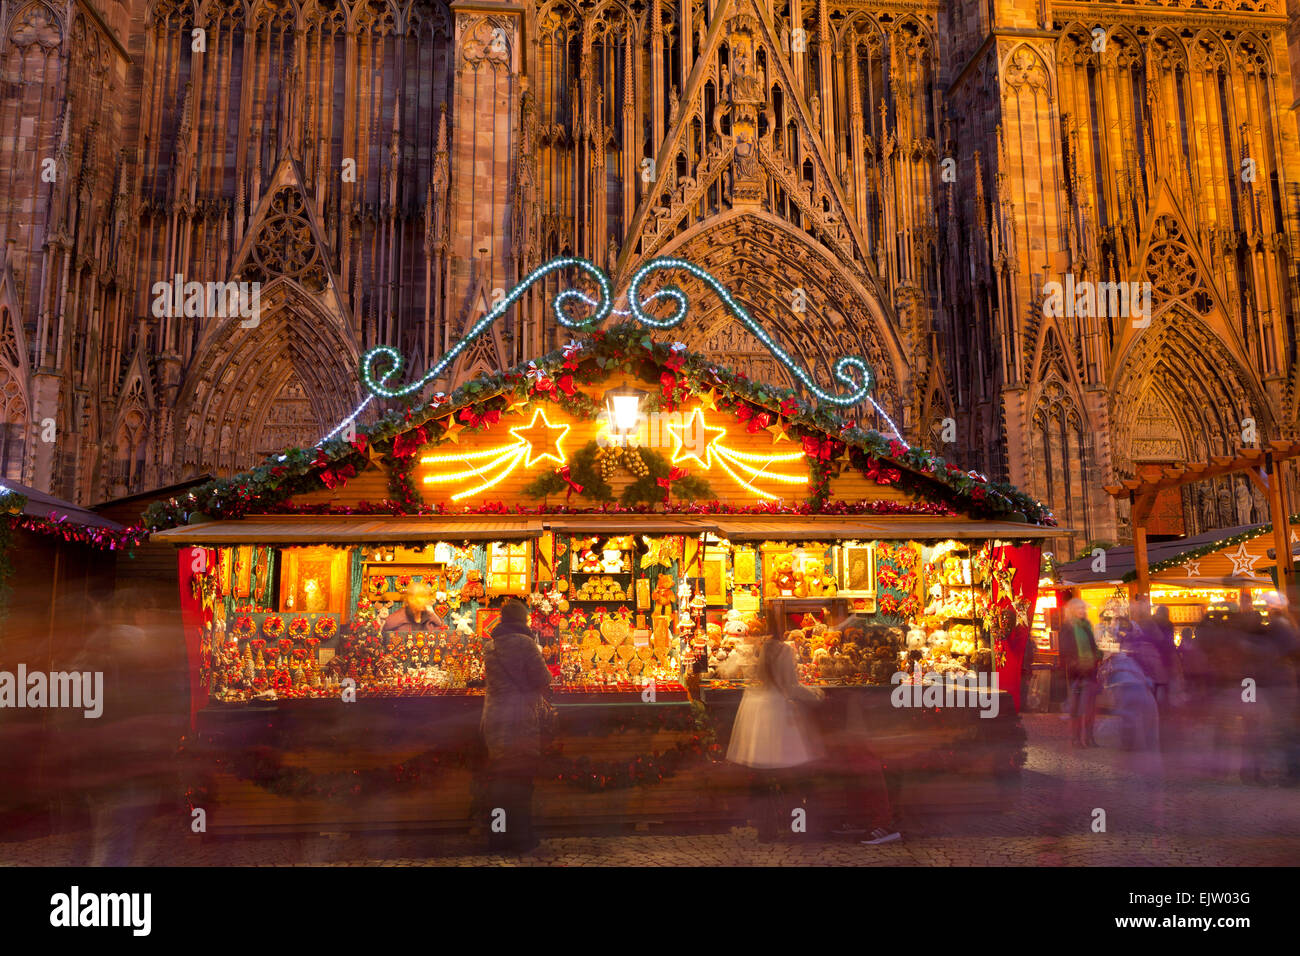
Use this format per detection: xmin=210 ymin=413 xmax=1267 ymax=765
xmin=360 ymin=256 xmax=613 ymax=400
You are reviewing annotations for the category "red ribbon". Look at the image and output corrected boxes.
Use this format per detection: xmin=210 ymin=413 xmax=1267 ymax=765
xmin=557 ymin=465 xmax=584 ymax=500
xmin=556 ymin=373 xmax=576 ymax=397
xmin=865 ymin=457 xmax=901 ymax=485
xmin=392 ymin=426 xmax=428 ymax=459
xmin=801 ymin=436 xmax=842 ymax=462
xmin=457 ymin=407 xmax=501 ymax=430
xmin=658 ymin=467 xmax=688 ymax=502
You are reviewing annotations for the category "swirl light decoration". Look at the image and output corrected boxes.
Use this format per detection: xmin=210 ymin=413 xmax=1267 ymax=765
xmin=360 ymin=257 xmax=613 ymax=400
xmin=356 ymin=255 xmax=875 ymax=410
xmin=626 ymin=258 xmax=874 ymax=407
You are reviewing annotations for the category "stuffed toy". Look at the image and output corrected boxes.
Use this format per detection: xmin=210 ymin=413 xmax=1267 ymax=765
xmin=460 ymin=569 xmax=485 ymax=599
xmin=771 ymin=554 xmax=798 ymax=594
xmin=795 ymin=563 xmax=838 ymax=598
xmin=745 ymin=611 xmax=766 ymax=637
xmin=651 ymin=573 xmax=675 ymax=619
xmin=580 ymin=548 xmax=602 ymax=573
xmin=723 ymin=609 xmax=748 ymax=643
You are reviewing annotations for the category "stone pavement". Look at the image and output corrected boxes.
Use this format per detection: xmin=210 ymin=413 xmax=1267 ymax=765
xmin=2 ymin=714 xmax=1297 ymax=866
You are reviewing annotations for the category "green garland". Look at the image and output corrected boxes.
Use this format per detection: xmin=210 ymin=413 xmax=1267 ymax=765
xmin=523 ymin=441 xmax=714 ymax=506
xmin=1121 ymin=517 xmax=1299 ymax=582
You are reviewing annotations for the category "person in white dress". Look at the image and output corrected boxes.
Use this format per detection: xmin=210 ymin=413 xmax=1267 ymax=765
xmin=727 ymin=635 xmax=825 ymax=841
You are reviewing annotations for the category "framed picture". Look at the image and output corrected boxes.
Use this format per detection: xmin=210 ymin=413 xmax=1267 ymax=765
xmin=733 ymin=547 xmax=757 ymax=585
xmin=279 ymin=547 xmax=350 ymax=615
xmin=230 ymin=545 xmax=253 ymax=598
xmin=477 ymin=607 xmax=503 ymax=638
xmin=836 ymin=543 xmax=877 ymax=597
xmin=732 ymin=588 xmax=760 ymax=613
xmin=703 ymin=553 xmax=729 ymax=605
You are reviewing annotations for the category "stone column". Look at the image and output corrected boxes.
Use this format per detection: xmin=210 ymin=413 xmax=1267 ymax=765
xmin=446 ymin=2 xmax=524 ymax=357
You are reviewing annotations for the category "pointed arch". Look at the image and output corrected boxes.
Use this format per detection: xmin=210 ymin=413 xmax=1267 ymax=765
xmin=644 ymin=208 xmax=907 ymax=426
xmin=175 ymin=279 xmax=362 ymax=477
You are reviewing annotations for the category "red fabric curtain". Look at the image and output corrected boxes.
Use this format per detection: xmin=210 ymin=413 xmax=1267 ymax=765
xmin=177 ymin=548 xmax=211 ymax=729
xmin=990 ymin=542 xmax=1043 ymax=713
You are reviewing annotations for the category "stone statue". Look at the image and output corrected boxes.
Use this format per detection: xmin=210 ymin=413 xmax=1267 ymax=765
xmin=1235 ymin=476 xmax=1254 ymax=527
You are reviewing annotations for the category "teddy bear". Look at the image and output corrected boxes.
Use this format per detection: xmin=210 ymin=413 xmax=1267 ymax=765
xmin=796 ymin=563 xmax=837 ymax=598
xmin=461 ymin=569 xmax=485 ymax=600
xmin=723 ymin=608 xmax=749 ymax=641
xmin=651 ymin=573 xmax=675 ymax=619
xmin=744 ymin=611 xmax=766 ymax=638
xmin=771 ymin=554 xmax=799 ymax=594
xmin=580 ymin=548 xmax=602 ymax=573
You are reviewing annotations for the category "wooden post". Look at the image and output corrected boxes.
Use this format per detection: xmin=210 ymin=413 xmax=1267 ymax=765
xmin=1265 ymin=453 xmax=1296 ymax=603
xmin=1129 ymin=491 xmax=1155 ymax=600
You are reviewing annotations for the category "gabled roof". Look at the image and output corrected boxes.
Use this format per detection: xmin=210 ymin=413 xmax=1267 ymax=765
xmin=143 ymin=325 xmax=1057 ymax=532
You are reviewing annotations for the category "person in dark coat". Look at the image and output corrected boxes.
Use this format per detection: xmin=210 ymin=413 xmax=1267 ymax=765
xmin=481 ymin=598 xmax=553 ymax=853
xmin=1058 ymin=598 xmax=1102 ymax=747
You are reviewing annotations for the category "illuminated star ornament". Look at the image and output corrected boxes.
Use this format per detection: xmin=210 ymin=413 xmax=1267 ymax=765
xmin=510 ymin=409 xmax=570 ymax=467
xmin=419 ymin=409 xmax=569 ymax=501
xmin=667 ymin=408 xmax=808 ymax=500
xmin=1226 ymin=542 xmax=1263 ymax=579
xmin=1182 ymin=559 xmax=1201 ymax=578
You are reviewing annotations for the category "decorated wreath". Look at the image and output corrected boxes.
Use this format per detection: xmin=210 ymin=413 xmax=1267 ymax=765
xmin=232 ymin=616 xmax=257 ymax=640
xmin=262 ymin=615 xmax=285 ymax=639
xmin=288 ymin=616 xmax=312 ymax=639
xmin=314 ymin=617 xmax=338 ymax=639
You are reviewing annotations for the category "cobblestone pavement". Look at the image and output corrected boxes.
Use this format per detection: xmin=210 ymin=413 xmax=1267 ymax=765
xmin=3 ymin=715 xmax=1297 ymax=866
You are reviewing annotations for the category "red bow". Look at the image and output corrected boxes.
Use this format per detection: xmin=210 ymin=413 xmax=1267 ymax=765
xmin=801 ymin=436 xmax=842 ymax=462
xmin=657 ymin=467 xmax=688 ymax=502
xmin=392 ymin=426 xmax=428 ymax=459
xmin=865 ymin=457 xmax=901 ymax=485
xmin=458 ymin=407 xmax=501 ymax=430
xmin=736 ymin=405 xmax=771 ymax=432
xmin=557 ymin=465 xmax=584 ymax=500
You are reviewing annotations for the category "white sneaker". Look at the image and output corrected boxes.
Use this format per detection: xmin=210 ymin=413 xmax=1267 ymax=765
xmin=862 ymin=828 xmax=901 ymax=844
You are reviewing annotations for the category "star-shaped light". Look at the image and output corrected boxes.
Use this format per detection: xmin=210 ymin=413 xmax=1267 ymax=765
xmin=438 ymin=417 xmax=465 ymax=444
xmin=509 ymin=408 xmax=570 ymax=467
xmin=666 ymin=408 xmax=727 ymax=469
xmin=1183 ymin=559 xmax=1201 ymax=578
xmin=1227 ymin=542 xmax=1263 ymax=578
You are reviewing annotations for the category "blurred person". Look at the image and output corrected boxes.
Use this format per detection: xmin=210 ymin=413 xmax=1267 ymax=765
xmin=1057 ymin=598 xmax=1101 ymax=748
xmin=1148 ymin=605 xmax=1179 ymax=714
xmin=1099 ymin=630 xmax=1166 ymax=831
xmin=1249 ymin=592 xmax=1300 ymax=784
xmin=727 ymin=632 xmax=825 ymax=843
xmin=480 ymin=598 xmax=553 ymax=854
xmin=1099 ymin=636 xmax=1160 ymax=752
xmin=826 ymin=691 xmax=902 ymax=845
xmin=1197 ymin=603 xmax=1257 ymax=780
xmin=382 ymin=581 xmax=441 ymax=633
xmin=69 ymin=588 xmax=181 ymax=866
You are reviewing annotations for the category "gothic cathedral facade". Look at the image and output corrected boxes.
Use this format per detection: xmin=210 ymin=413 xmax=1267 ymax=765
xmin=3 ymin=0 xmax=1300 ymax=555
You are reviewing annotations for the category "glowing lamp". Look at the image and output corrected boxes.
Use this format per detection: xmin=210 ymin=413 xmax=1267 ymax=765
xmin=604 ymin=385 xmax=647 ymax=443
